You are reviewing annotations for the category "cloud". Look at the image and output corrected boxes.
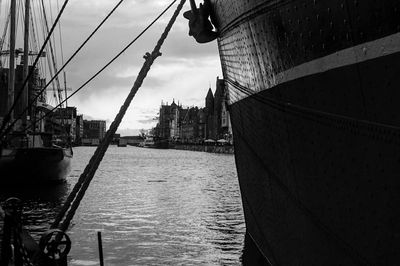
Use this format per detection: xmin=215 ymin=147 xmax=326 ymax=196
xmin=116 ymin=128 xmax=140 ymax=137
xmin=29 ymin=1 xmax=222 ymax=131
xmin=137 ymin=118 xmax=157 ymax=124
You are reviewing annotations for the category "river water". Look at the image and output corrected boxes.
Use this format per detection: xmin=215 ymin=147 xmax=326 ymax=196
xmin=0 ymin=146 xmax=245 ymax=265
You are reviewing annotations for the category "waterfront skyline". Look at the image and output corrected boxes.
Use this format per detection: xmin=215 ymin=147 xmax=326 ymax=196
xmin=60 ymin=0 xmax=222 ymax=136
xmin=0 ymin=0 xmax=222 ymax=136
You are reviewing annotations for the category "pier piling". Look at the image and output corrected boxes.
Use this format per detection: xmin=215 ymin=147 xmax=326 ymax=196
xmin=98 ymin=231 xmax=104 ymax=266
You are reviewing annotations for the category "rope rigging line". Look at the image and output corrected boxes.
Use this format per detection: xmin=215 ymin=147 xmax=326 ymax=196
xmin=52 ymin=0 xmax=186 ymax=232
xmin=39 ymin=3 xmax=58 ymax=104
xmin=0 ymin=6 xmax=10 ymax=56
xmin=56 ymin=0 xmax=68 ymax=107
xmin=30 ymin=1 xmax=42 ymax=75
xmin=0 ymin=0 xmax=70 ymax=139
xmin=38 ymin=2 xmax=59 ymax=104
xmin=40 ymin=0 xmax=62 ymax=105
xmin=15 ymin=0 xmax=21 ymax=40
xmin=3 ymin=0 xmax=178 ymax=143
xmin=0 ymin=0 xmax=126 ymax=141
xmin=49 ymin=0 xmax=65 ymax=107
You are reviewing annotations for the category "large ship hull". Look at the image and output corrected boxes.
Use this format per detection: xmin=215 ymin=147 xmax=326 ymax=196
xmin=210 ymin=0 xmax=400 ymax=264
xmin=0 ymin=147 xmax=72 ymax=185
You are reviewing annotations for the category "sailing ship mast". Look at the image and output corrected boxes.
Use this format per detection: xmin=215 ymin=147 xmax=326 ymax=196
xmin=0 ymin=0 xmax=73 ymax=185
xmin=5 ymin=0 xmax=30 ymax=131
xmin=22 ymin=0 xmax=30 ymax=128
xmin=7 ymin=0 xmax=16 ymax=126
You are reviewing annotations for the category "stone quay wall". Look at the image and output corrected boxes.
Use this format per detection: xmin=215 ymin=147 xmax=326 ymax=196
xmin=173 ymin=144 xmax=234 ymax=154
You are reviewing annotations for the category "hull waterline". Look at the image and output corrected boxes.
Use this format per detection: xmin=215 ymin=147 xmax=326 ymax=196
xmin=0 ymin=147 xmax=72 ymax=185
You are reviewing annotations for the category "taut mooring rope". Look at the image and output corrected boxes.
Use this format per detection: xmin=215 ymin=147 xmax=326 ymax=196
xmin=52 ymin=0 xmax=187 ymax=232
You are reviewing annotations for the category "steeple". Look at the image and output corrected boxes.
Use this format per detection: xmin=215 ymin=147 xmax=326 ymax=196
xmin=171 ymin=98 xmax=177 ymax=107
xmin=205 ymin=87 xmax=214 ymax=112
xmin=206 ymin=87 xmax=213 ymax=99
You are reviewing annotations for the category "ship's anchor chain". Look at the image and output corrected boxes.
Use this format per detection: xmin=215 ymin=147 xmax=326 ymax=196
xmin=39 ymin=229 xmax=71 ymax=261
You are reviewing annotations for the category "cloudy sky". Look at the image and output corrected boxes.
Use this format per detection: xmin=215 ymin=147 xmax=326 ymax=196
xmin=0 ymin=0 xmax=221 ymax=135
xmin=58 ymin=0 xmax=222 ymax=135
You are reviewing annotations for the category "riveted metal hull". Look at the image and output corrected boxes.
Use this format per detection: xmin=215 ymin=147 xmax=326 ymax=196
xmin=210 ymin=0 xmax=400 ymax=264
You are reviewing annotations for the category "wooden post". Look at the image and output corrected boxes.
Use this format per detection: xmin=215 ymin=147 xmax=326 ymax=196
xmin=13 ymin=212 xmax=23 ymax=266
xmin=0 ymin=211 xmax=12 ymax=264
xmin=97 ymin=231 xmax=104 ymax=266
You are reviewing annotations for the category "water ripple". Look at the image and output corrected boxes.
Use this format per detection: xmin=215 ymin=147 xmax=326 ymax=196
xmin=1 ymin=146 xmax=245 ymax=265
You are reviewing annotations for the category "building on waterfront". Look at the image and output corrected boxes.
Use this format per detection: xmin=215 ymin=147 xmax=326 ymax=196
xmin=205 ymin=87 xmax=214 ymax=139
xmin=82 ymin=120 xmax=106 ymax=145
xmin=197 ymin=108 xmax=207 ymax=140
xmin=154 ymin=77 xmax=232 ymax=144
xmin=0 ymin=65 xmax=46 ymax=131
xmin=157 ymin=99 xmax=180 ymax=140
xmin=213 ymin=77 xmax=232 ymax=141
xmin=180 ymin=106 xmax=204 ymax=143
xmin=75 ymin=115 xmax=84 ymax=145
xmin=203 ymin=77 xmax=232 ymax=141
xmin=53 ymin=107 xmax=77 ymax=142
xmin=0 ymin=63 xmax=90 ymax=145
xmin=169 ymin=101 xmax=180 ymax=139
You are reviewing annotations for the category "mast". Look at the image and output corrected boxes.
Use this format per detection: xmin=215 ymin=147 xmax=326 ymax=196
xmin=22 ymin=0 xmax=30 ymax=128
xmin=7 ymin=0 xmax=16 ymax=125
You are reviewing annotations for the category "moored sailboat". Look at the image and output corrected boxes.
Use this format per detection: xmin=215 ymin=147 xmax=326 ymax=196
xmin=0 ymin=0 xmax=72 ymax=185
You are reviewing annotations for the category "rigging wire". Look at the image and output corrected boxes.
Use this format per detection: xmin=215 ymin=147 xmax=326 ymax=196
xmin=31 ymin=1 xmax=44 ymax=76
xmin=15 ymin=0 xmax=21 ymax=42
xmin=28 ymin=12 xmax=38 ymax=81
xmin=0 ymin=0 xmax=70 ymax=139
xmin=3 ymin=0 xmax=178 ymax=140
xmin=0 ymin=5 xmax=10 ymax=66
xmin=43 ymin=0 xmax=62 ymax=105
xmin=0 ymin=2 xmax=11 ymax=49
xmin=0 ymin=0 xmax=125 ymax=140
xmin=40 ymin=0 xmax=60 ymax=106
xmin=46 ymin=0 xmax=67 ymax=129
xmin=3 ymin=0 xmax=10 ymax=68
xmin=56 ymin=0 xmax=68 ymax=108
xmin=38 ymin=2 xmax=56 ymax=105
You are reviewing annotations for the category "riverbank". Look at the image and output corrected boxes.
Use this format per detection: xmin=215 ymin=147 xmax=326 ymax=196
xmin=173 ymin=144 xmax=234 ymax=154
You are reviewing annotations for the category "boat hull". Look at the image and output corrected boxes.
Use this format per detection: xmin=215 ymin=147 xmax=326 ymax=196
xmin=231 ymin=80 xmax=400 ymax=265
xmin=0 ymin=147 xmax=72 ymax=185
xmin=210 ymin=0 xmax=400 ymax=264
